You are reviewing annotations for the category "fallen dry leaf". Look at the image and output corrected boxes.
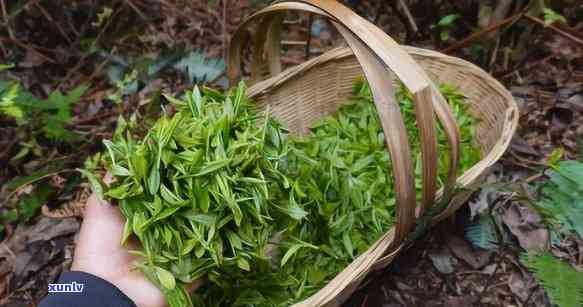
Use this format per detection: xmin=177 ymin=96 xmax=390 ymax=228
xmin=428 ymin=249 xmax=455 ymax=274
xmin=0 ymin=217 xmax=79 ymax=259
xmin=42 ymin=184 xmax=90 ymax=218
xmin=510 ymin=136 xmax=541 ymax=157
xmin=508 ymin=272 xmax=529 ymax=302
xmin=502 ymin=203 xmax=549 ymax=251
xmin=446 ymin=235 xmax=493 ymax=269
xmin=19 ymin=50 xmax=48 ymax=68
xmin=13 ymin=240 xmax=57 ymax=285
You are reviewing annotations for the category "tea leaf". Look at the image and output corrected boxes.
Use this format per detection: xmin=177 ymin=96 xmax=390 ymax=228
xmin=97 ymin=79 xmax=480 ymax=307
xmin=76 ymin=168 xmax=104 ymax=200
xmin=155 ymin=266 xmax=176 ymax=290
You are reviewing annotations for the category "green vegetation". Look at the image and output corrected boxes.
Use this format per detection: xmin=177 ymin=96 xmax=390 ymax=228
xmin=542 ymin=8 xmax=567 ymax=26
xmin=0 ymin=75 xmax=87 ymax=226
xmin=98 ymin=79 xmax=481 ymax=306
xmin=522 ymin=253 xmax=583 ymax=307
xmin=465 ymin=215 xmax=498 ymax=250
xmin=98 ymin=82 xmax=295 ymax=306
xmin=522 ymin=159 xmax=583 ymax=307
xmin=0 ymin=81 xmax=87 ymax=141
xmin=434 ymin=14 xmax=460 ymax=41
xmin=268 ymin=80 xmax=480 ymax=302
xmin=535 ymin=160 xmax=583 ymax=239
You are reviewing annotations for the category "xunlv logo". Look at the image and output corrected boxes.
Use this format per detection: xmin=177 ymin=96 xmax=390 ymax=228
xmin=48 ymin=282 xmax=84 ymax=293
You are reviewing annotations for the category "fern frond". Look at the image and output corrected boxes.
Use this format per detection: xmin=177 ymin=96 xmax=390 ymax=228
xmin=173 ymin=50 xmax=225 ymax=84
xmin=464 ymin=215 xmax=498 ymax=250
xmin=535 ymin=160 xmax=583 ymax=239
xmin=522 ymin=253 xmax=583 ymax=307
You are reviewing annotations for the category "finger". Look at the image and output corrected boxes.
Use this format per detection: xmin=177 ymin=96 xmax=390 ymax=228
xmin=83 ymin=193 xmax=125 ymax=234
xmin=73 ymin=194 xmax=127 ymax=271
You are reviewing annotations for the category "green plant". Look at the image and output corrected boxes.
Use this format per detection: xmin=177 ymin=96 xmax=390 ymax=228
xmin=534 ymin=160 xmax=583 ymax=239
xmin=0 ymin=81 xmax=24 ymax=121
xmin=269 ymin=80 xmax=481 ymax=302
xmin=104 ymin=49 xmax=227 ymax=94
xmin=92 ymin=6 xmax=113 ymax=28
xmin=0 ymin=63 xmax=14 ymax=71
xmin=173 ymin=51 xmax=226 ymax=85
xmin=99 ymin=82 xmax=299 ymax=307
xmin=522 ymin=253 xmax=583 ymax=307
xmin=0 ymin=81 xmax=88 ymax=141
xmin=17 ymin=185 xmax=50 ymax=222
xmin=98 ymin=80 xmax=481 ymax=306
xmin=1 ymin=166 xmax=69 ymax=224
xmin=542 ymin=8 xmax=567 ymax=26
xmin=435 ymin=14 xmax=460 ymax=41
xmin=107 ymin=69 xmax=138 ymax=104
xmin=465 ymin=215 xmax=498 ymax=250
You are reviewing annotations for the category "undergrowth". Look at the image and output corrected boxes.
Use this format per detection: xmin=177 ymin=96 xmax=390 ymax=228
xmin=522 ymin=253 xmax=583 ymax=307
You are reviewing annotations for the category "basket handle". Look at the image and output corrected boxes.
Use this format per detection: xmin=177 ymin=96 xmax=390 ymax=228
xmin=228 ymin=0 xmax=461 ymax=249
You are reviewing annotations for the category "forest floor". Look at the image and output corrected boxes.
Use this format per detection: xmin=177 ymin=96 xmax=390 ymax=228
xmin=0 ymin=1 xmax=582 ymax=306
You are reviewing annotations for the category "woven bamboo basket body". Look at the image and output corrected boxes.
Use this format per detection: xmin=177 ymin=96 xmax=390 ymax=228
xmin=228 ymin=1 xmax=518 ymax=306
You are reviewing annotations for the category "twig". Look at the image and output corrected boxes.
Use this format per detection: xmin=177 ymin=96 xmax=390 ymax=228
xmin=83 ymin=59 xmax=111 ymax=85
xmin=441 ymin=12 xmax=524 ymax=54
xmin=0 ymin=138 xmax=16 ymax=161
xmin=0 ymin=36 xmax=56 ymax=63
xmin=397 ymin=0 xmax=418 ymax=33
xmin=34 ymin=2 xmax=73 ymax=45
xmin=0 ymin=0 xmax=14 ymax=40
xmin=508 ymin=150 xmax=549 ymax=167
xmin=0 ymin=36 xmax=63 ymax=54
xmin=0 ymin=241 xmax=15 ymax=258
xmin=523 ymin=284 xmax=542 ymax=306
xmin=525 ymin=173 xmax=544 ymax=183
xmin=497 ymin=54 xmax=554 ymax=79
xmin=305 ymin=13 xmax=313 ymax=60
xmin=360 ymin=294 xmax=369 ymax=307
xmin=1 ymin=169 xmax=76 ymax=207
xmin=124 ymin=0 xmax=147 ymax=21
xmin=478 ymin=246 xmax=506 ymax=302
xmin=523 ymin=14 xmax=583 ymax=47
xmin=57 ymin=7 xmax=120 ymax=90
xmin=488 ymin=36 xmax=500 ymax=72
xmin=282 ymin=40 xmax=307 ymax=46
xmin=281 ymin=56 xmax=303 ymax=65
xmin=372 ymin=1 xmax=385 ymax=25
xmin=0 ymin=41 xmax=6 ymax=60
xmin=69 ymin=2 xmax=97 ymax=50
xmin=388 ymin=0 xmax=413 ymax=42
xmin=222 ymin=0 xmax=227 ymax=61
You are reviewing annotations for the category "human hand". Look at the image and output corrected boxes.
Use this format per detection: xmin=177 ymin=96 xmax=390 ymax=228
xmin=71 ymin=194 xmax=166 ymax=307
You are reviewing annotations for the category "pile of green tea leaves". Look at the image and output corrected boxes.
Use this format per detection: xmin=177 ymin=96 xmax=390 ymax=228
xmin=271 ymin=80 xmax=481 ymax=302
xmin=94 ymin=80 xmax=481 ymax=307
xmin=97 ymin=83 xmax=302 ymax=306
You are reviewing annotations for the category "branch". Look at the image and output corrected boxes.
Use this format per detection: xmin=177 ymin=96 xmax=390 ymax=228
xmin=523 ymin=14 xmax=583 ymax=47
xmin=441 ymin=12 xmax=523 ymax=54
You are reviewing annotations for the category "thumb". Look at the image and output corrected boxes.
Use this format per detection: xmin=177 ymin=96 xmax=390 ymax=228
xmin=71 ymin=194 xmax=128 ymax=272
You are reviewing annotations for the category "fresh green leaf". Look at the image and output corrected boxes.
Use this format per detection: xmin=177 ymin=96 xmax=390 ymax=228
xmin=155 ymin=266 xmax=177 ymax=290
xmin=522 ymin=253 xmax=583 ymax=307
xmin=542 ymin=8 xmax=567 ymax=26
xmin=77 ymin=168 xmax=104 ymax=200
xmin=437 ymin=14 xmax=459 ymax=27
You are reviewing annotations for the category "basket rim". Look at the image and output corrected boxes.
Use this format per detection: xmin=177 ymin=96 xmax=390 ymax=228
xmin=244 ymin=45 xmax=519 ymax=307
xmin=247 ymin=46 xmax=519 ymax=198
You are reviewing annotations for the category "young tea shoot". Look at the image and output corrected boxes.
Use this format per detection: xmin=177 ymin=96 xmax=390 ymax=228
xmin=99 ymin=80 xmax=481 ymax=306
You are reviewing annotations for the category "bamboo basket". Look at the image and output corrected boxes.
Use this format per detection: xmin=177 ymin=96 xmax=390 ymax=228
xmin=228 ymin=1 xmax=519 ymax=306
